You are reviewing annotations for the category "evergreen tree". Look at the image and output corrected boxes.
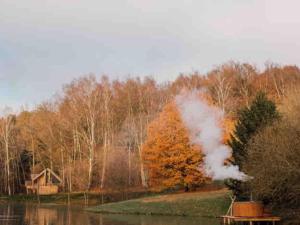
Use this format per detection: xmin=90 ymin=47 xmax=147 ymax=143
xmin=226 ymin=92 xmax=279 ymax=199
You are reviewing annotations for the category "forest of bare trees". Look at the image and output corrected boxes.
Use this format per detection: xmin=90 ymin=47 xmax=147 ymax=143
xmin=1 ymin=62 xmax=300 ymax=195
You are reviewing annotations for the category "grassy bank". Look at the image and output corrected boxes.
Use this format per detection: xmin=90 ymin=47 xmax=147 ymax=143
xmin=0 ymin=190 xmax=154 ymax=205
xmin=88 ymin=189 xmax=231 ymax=217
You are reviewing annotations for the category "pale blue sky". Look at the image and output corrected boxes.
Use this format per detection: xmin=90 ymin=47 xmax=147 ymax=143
xmin=0 ymin=0 xmax=300 ymax=110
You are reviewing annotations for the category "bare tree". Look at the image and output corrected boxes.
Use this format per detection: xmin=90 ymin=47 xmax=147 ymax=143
xmin=0 ymin=114 xmax=16 ymax=195
xmin=63 ymin=75 xmax=101 ymax=190
xmin=100 ymin=77 xmax=112 ymax=189
xmin=208 ymin=66 xmax=233 ymax=113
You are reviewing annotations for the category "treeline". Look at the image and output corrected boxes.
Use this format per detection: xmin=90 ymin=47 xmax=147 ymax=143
xmin=244 ymin=90 xmax=300 ymax=222
xmin=1 ymin=62 xmax=300 ymax=195
xmin=223 ymin=88 xmax=300 ymax=223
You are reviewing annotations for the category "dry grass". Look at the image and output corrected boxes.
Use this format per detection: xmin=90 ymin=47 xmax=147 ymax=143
xmin=142 ymin=189 xmax=228 ymax=203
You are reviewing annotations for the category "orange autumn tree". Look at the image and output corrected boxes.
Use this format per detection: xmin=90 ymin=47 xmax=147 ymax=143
xmin=222 ymin=117 xmax=235 ymax=143
xmin=142 ymin=102 xmax=208 ymax=190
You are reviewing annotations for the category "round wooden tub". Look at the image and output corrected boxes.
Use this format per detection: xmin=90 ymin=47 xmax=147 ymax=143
xmin=232 ymin=201 xmax=264 ymax=217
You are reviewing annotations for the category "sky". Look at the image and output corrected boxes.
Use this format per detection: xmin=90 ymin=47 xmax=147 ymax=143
xmin=0 ymin=0 xmax=300 ymax=110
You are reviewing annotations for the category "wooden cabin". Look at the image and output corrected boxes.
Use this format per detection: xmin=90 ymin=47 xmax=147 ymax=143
xmin=25 ymin=168 xmax=62 ymax=195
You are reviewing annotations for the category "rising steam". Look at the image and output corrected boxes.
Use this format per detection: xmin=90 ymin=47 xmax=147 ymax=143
xmin=176 ymin=91 xmax=248 ymax=181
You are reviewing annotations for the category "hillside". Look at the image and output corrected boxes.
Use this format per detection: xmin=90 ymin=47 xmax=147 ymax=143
xmin=88 ymin=189 xmax=231 ymax=218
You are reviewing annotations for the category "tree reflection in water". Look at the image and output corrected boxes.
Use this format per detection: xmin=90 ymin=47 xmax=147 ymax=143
xmin=0 ymin=203 xmax=218 ymax=225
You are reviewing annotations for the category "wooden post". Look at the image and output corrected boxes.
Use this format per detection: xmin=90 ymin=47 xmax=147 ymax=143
xmin=37 ymin=184 xmax=40 ymax=204
xmin=48 ymin=169 xmax=51 ymax=184
xmin=226 ymin=195 xmax=236 ymax=216
xmin=84 ymin=192 xmax=89 ymax=205
xmin=68 ymin=192 xmax=70 ymax=205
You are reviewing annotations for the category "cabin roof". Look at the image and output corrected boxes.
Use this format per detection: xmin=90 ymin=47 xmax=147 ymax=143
xmin=32 ymin=168 xmax=62 ymax=183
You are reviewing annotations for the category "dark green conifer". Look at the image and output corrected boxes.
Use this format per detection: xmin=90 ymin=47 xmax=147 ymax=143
xmin=226 ymin=92 xmax=279 ymax=199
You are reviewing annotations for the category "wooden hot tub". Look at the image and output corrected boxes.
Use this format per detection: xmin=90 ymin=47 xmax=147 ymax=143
xmin=232 ymin=201 xmax=264 ymax=217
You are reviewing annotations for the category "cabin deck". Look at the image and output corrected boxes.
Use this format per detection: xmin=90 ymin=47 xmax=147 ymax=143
xmin=220 ymin=215 xmax=281 ymax=225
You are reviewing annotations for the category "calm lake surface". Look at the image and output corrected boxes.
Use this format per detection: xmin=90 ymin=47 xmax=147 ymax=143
xmin=0 ymin=203 xmax=220 ymax=225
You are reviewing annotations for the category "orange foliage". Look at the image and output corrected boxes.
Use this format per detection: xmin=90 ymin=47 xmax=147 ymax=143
xmin=222 ymin=117 xmax=235 ymax=143
xmin=142 ymin=102 xmax=209 ymax=189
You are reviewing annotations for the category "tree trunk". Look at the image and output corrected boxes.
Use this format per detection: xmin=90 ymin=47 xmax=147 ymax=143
xmin=31 ymin=135 xmax=35 ymax=173
xmin=60 ymin=148 xmax=65 ymax=191
xmin=100 ymin=132 xmax=108 ymax=189
xmin=138 ymin=116 xmax=148 ymax=188
xmin=88 ymin=120 xmax=95 ymax=190
xmin=5 ymin=120 xmax=11 ymax=196
xmin=5 ymin=137 xmax=11 ymax=196
xmin=138 ymin=145 xmax=147 ymax=188
xmin=88 ymin=149 xmax=94 ymax=190
xmin=128 ymin=146 xmax=131 ymax=187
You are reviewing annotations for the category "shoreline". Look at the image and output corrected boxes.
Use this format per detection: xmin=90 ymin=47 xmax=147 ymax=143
xmin=0 ymin=188 xmax=231 ymax=218
xmin=87 ymin=189 xmax=231 ymax=218
xmin=0 ymin=190 xmax=155 ymax=206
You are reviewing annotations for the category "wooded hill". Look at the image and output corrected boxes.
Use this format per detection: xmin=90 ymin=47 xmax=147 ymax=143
xmin=1 ymin=62 xmax=300 ymax=195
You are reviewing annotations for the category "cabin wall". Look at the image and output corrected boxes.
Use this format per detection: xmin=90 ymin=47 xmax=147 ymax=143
xmin=38 ymin=185 xmax=59 ymax=195
xmin=35 ymin=176 xmax=46 ymax=186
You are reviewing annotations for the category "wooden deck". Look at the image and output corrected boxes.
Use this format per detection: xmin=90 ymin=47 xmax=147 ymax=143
xmin=220 ymin=215 xmax=281 ymax=225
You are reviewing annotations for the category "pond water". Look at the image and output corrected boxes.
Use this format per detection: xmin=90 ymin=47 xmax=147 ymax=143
xmin=0 ymin=203 xmax=220 ymax=225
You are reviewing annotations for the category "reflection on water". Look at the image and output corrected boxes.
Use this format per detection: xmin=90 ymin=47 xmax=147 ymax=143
xmin=0 ymin=203 xmax=219 ymax=225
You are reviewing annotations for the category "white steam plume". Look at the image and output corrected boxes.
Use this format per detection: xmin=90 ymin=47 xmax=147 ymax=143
xmin=176 ymin=91 xmax=248 ymax=181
